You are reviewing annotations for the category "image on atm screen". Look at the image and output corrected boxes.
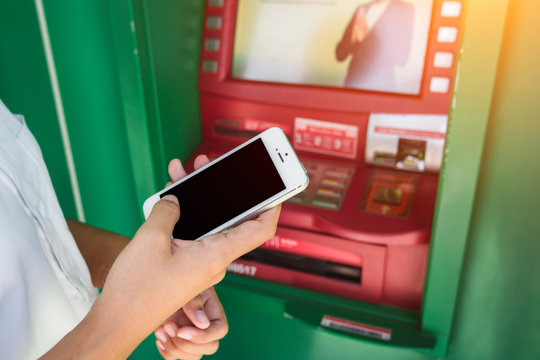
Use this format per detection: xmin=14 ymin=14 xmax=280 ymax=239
xmin=161 ymin=139 xmax=285 ymax=240
xmin=233 ymin=0 xmax=433 ymax=95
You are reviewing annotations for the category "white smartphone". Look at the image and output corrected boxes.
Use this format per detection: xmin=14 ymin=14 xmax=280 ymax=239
xmin=143 ymin=127 xmax=309 ymax=240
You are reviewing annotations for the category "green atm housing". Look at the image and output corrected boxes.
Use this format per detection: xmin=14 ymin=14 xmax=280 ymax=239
xmin=1 ymin=0 xmax=539 ymax=359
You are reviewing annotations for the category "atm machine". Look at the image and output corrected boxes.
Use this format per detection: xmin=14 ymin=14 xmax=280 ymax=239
xmin=128 ymin=0 xmax=506 ymax=358
xmin=193 ymin=0 xmax=459 ymax=311
xmin=177 ymin=0 xmax=457 ymax=354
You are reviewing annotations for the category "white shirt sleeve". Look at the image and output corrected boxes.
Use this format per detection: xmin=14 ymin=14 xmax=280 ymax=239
xmin=0 ymin=99 xmax=98 ymax=359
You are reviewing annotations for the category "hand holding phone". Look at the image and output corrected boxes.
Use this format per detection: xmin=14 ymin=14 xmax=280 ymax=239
xmin=143 ymin=127 xmax=308 ymax=240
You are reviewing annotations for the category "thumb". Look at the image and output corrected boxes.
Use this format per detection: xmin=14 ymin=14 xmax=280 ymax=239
xmin=140 ymin=195 xmax=181 ymax=241
xmin=199 ymin=205 xmax=281 ymax=267
xmin=182 ymin=295 xmax=210 ymax=329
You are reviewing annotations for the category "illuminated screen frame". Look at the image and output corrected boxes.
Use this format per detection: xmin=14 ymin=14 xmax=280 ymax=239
xmin=231 ymin=1 xmax=434 ymax=96
xmin=199 ymin=0 xmax=462 ymax=116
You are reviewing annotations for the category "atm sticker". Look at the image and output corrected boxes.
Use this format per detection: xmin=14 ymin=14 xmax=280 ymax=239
xmin=321 ymin=315 xmax=392 ymax=341
xmin=227 ymin=262 xmax=258 ymax=277
xmin=294 ymin=118 xmax=358 ymax=159
xmin=374 ymin=126 xmax=445 ymax=139
xmin=365 ymin=114 xmax=448 ymax=172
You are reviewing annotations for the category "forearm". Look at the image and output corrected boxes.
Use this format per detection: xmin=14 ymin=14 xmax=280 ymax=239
xmin=66 ymin=218 xmax=130 ymax=288
xmin=41 ymin=217 xmax=175 ymax=359
xmin=39 ymin=299 xmax=139 ymax=359
xmin=41 ymin=195 xmax=279 ymax=359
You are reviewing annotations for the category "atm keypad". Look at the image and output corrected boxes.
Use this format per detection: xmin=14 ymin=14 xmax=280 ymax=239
xmin=287 ymin=160 xmax=354 ymax=211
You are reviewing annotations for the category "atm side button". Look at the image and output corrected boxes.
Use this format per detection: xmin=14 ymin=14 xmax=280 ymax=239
xmin=202 ymin=60 xmax=218 ymax=73
xmin=206 ymin=16 xmax=222 ymax=30
xmin=208 ymin=0 xmax=224 ymax=7
xmin=204 ymin=38 xmax=220 ymax=52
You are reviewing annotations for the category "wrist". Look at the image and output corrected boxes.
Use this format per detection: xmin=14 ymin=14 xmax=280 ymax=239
xmin=81 ymin=296 xmax=141 ymax=359
xmin=40 ymin=296 xmax=137 ymax=360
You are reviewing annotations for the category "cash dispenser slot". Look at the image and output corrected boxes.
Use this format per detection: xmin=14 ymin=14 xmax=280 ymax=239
xmin=240 ymin=248 xmax=362 ymax=284
xmin=215 ymin=125 xmax=258 ymax=138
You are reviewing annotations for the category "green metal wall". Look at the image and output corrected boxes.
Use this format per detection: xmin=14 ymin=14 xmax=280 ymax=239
xmin=0 ymin=0 xmax=77 ymax=219
xmin=446 ymin=0 xmax=540 ymax=357
xmin=1 ymin=0 xmax=539 ymax=359
xmin=42 ymin=0 xmax=142 ymax=235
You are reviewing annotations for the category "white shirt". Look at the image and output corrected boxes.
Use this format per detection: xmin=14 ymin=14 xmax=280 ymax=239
xmin=0 ymin=100 xmax=98 ymax=359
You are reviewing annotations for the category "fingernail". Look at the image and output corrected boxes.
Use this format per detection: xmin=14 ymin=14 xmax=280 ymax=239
xmin=164 ymin=324 xmax=176 ymax=337
xmin=156 ymin=330 xmax=167 ymax=343
xmin=157 ymin=341 xmax=165 ymax=351
xmin=196 ymin=310 xmax=210 ymax=327
xmin=178 ymin=331 xmax=193 ymax=340
xmin=163 ymin=194 xmax=179 ymax=204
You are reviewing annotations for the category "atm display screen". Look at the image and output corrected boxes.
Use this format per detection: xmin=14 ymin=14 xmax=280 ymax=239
xmin=232 ymin=0 xmax=434 ymax=95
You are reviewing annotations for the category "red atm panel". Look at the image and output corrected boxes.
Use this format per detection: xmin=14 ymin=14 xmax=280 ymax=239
xmin=192 ymin=0 xmax=463 ymax=311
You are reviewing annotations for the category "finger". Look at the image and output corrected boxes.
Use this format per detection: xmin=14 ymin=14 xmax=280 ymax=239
xmin=177 ymin=289 xmax=228 ymax=343
xmin=193 ymin=154 xmax=210 ymax=170
xmin=156 ymin=340 xmax=168 ymax=357
xmin=199 ymin=287 xmax=227 ymax=323
xmin=176 ymin=317 xmax=228 ymax=344
xmin=166 ymin=336 xmax=220 ymax=357
xmin=169 ymin=158 xmax=187 ymax=182
xmin=163 ymin=321 xmax=179 ymax=338
xmin=140 ymin=195 xmax=180 ymax=240
xmin=182 ymin=295 xmax=210 ymax=329
xmin=163 ymin=307 xmax=191 ymax=329
xmin=200 ymin=205 xmax=281 ymax=266
xmin=157 ymin=340 xmax=204 ymax=360
xmin=155 ymin=327 xmax=170 ymax=345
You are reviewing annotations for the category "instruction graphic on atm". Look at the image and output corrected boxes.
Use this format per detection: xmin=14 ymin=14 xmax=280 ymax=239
xmin=365 ymin=113 xmax=448 ymax=172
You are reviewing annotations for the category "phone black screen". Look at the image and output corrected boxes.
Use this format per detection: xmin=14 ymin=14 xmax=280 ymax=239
xmin=161 ymin=139 xmax=286 ymax=239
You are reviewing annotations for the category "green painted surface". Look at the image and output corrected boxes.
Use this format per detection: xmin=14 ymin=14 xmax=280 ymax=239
xmin=0 ymin=0 xmax=77 ymax=219
xmin=41 ymin=0 xmax=142 ymax=235
xmin=209 ymin=278 xmax=434 ymax=360
xmin=421 ymin=0 xmax=509 ymax=342
xmin=107 ymin=0 xmax=159 ymax=215
xmin=131 ymin=0 xmax=204 ymax=188
xmin=446 ymin=0 xmax=540 ymax=358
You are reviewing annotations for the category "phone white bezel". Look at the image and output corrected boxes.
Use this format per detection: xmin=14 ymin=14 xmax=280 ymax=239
xmin=142 ymin=127 xmax=309 ymax=239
